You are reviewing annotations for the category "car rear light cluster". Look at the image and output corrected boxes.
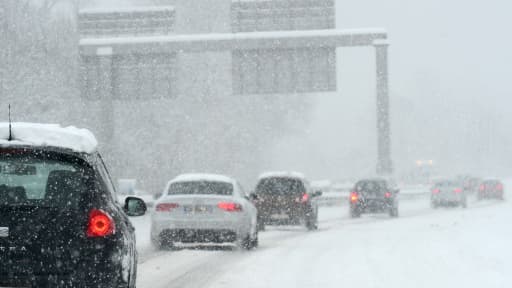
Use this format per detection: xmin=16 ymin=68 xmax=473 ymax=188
xmin=432 ymin=188 xmax=440 ymax=194
xmin=479 ymin=185 xmax=486 ymax=192
xmin=350 ymin=192 xmax=359 ymax=203
xmin=156 ymin=203 xmax=179 ymax=212
xmin=453 ymin=188 xmax=463 ymax=193
xmin=87 ymin=209 xmax=115 ymax=238
xmin=218 ymin=202 xmax=242 ymax=212
xmin=384 ymin=192 xmax=392 ymax=198
xmin=496 ymin=184 xmax=504 ymax=191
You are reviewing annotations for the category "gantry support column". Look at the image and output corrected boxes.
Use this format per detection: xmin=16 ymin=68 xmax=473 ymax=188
xmin=374 ymin=40 xmax=393 ymax=175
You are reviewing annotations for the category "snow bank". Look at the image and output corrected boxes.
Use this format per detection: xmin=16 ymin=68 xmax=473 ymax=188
xmin=0 ymin=122 xmax=98 ymax=153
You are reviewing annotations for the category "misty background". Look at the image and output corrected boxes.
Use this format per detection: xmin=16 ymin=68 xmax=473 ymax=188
xmin=1 ymin=0 xmax=511 ymax=193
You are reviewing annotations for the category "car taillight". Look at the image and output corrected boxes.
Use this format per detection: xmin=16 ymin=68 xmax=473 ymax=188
xmin=432 ymin=188 xmax=440 ymax=194
xmin=87 ymin=209 xmax=115 ymax=238
xmin=384 ymin=192 xmax=392 ymax=198
xmin=479 ymin=185 xmax=485 ymax=191
xmin=454 ymin=188 xmax=463 ymax=193
xmin=350 ymin=192 xmax=358 ymax=203
xmin=496 ymin=184 xmax=503 ymax=191
xmin=156 ymin=203 xmax=179 ymax=212
xmin=218 ymin=202 xmax=242 ymax=212
xmin=301 ymin=193 xmax=309 ymax=203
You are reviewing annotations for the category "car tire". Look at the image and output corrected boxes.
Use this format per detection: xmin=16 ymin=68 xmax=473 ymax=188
xmin=239 ymin=233 xmax=256 ymax=250
xmin=431 ymin=201 xmax=438 ymax=209
xmin=350 ymin=207 xmax=361 ymax=218
xmin=305 ymin=218 xmax=318 ymax=231
xmin=257 ymin=218 xmax=266 ymax=232
xmin=389 ymin=207 xmax=399 ymax=217
xmin=460 ymin=198 xmax=467 ymax=208
xmin=154 ymin=235 xmax=175 ymax=251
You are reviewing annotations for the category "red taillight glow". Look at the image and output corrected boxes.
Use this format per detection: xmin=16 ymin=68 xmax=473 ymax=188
xmin=384 ymin=192 xmax=392 ymax=198
xmin=301 ymin=193 xmax=309 ymax=203
xmin=496 ymin=184 xmax=503 ymax=191
xmin=218 ymin=202 xmax=242 ymax=212
xmin=156 ymin=203 xmax=179 ymax=212
xmin=479 ymin=185 xmax=485 ymax=192
xmin=350 ymin=192 xmax=359 ymax=203
xmin=454 ymin=188 xmax=463 ymax=193
xmin=87 ymin=209 xmax=115 ymax=238
xmin=432 ymin=188 xmax=440 ymax=194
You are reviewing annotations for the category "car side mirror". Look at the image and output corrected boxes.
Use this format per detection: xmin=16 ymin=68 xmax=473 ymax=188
xmin=313 ymin=191 xmax=323 ymax=197
xmin=124 ymin=196 xmax=147 ymax=217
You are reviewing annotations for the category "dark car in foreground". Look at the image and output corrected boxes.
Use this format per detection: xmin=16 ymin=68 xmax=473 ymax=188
xmin=478 ymin=179 xmax=504 ymax=200
xmin=349 ymin=178 xmax=399 ymax=218
xmin=253 ymin=172 xmax=321 ymax=231
xmin=430 ymin=179 xmax=467 ymax=208
xmin=0 ymin=123 xmax=146 ymax=287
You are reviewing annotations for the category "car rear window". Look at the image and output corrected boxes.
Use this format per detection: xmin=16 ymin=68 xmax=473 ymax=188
xmin=167 ymin=181 xmax=233 ymax=196
xmin=355 ymin=180 xmax=387 ymax=192
xmin=256 ymin=177 xmax=306 ymax=195
xmin=434 ymin=181 xmax=458 ymax=187
xmin=0 ymin=150 xmax=91 ymax=209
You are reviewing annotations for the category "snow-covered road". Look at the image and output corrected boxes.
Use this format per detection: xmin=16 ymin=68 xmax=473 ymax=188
xmin=133 ymin=190 xmax=512 ymax=288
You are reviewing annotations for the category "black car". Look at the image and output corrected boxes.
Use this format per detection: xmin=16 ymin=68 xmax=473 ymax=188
xmin=349 ymin=178 xmax=399 ymax=218
xmin=252 ymin=172 xmax=322 ymax=231
xmin=0 ymin=135 xmax=146 ymax=286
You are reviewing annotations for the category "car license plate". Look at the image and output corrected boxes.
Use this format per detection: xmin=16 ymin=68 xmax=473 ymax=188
xmin=271 ymin=213 xmax=289 ymax=220
xmin=195 ymin=205 xmax=212 ymax=213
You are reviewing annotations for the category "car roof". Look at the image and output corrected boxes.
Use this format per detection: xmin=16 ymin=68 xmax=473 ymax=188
xmin=0 ymin=122 xmax=98 ymax=154
xmin=168 ymin=173 xmax=236 ymax=185
xmin=258 ymin=171 xmax=306 ymax=180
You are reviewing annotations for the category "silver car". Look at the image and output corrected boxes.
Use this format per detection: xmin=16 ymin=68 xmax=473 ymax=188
xmin=430 ymin=180 xmax=468 ymax=208
xmin=151 ymin=173 xmax=258 ymax=250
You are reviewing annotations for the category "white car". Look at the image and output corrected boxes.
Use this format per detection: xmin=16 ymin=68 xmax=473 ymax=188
xmin=151 ymin=173 xmax=258 ymax=250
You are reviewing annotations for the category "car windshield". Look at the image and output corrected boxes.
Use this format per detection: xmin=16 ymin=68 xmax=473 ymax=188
xmin=256 ymin=178 xmax=305 ymax=195
xmin=167 ymin=181 xmax=233 ymax=196
xmin=0 ymin=151 xmax=90 ymax=209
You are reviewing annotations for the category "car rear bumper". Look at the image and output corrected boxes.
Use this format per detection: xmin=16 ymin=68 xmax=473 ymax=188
xmin=0 ymin=257 xmax=123 ymax=287
xmin=351 ymin=199 xmax=395 ymax=213
xmin=158 ymin=229 xmax=238 ymax=243
xmin=151 ymin=218 xmax=250 ymax=243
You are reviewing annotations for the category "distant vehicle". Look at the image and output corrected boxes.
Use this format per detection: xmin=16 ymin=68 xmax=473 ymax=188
xmin=349 ymin=178 xmax=399 ymax=217
xmin=252 ymin=172 xmax=321 ymax=231
xmin=430 ymin=179 xmax=467 ymax=208
xmin=151 ymin=173 xmax=258 ymax=250
xmin=0 ymin=123 xmax=147 ymax=288
xmin=477 ymin=179 xmax=504 ymax=200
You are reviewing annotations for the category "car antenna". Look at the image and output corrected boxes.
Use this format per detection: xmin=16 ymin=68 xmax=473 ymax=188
xmin=8 ymin=104 xmax=13 ymax=141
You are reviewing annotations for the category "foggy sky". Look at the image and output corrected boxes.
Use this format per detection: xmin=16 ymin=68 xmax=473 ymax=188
xmin=273 ymin=0 xmax=512 ymax=180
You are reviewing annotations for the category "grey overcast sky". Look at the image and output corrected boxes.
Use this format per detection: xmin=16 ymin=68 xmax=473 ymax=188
xmin=271 ymin=0 xmax=512 ymax=180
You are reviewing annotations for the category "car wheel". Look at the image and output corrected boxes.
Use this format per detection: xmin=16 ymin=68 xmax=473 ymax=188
xmin=389 ymin=207 xmax=399 ymax=217
xmin=350 ymin=208 xmax=360 ymax=218
xmin=305 ymin=218 xmax=318 ymax=231
xmin=431 ymin=201 xmax=438 ymax=209
xmin=461 ymin=198 xmax=467 ymax=208
xmin=239 ymin=234 xmax=255 ymax=250
xmin=257 ymin=218 xmax=266 ymax=232
xmin=155 ymin=235 xmax=175 ymax=251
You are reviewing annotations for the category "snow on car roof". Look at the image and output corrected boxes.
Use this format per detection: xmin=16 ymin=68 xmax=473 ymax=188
xmin=0 ymin=122 xmax=98 ymax=154
xmin=169 ymin=173 xmax=236 ymax=185
xmin=258 ymin=171 xmax=306 ymax=180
